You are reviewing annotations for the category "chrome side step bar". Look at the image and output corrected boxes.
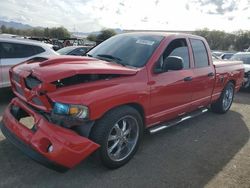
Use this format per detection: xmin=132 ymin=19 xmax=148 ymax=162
xmin=149 ymin=108 xmax=208 ymax=134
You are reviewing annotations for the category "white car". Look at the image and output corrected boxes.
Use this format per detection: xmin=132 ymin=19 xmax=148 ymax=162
xmin=0 ymin=38 xmax=58 ymax=88
xmin=230 ymin=52 xmax=250 ymax=88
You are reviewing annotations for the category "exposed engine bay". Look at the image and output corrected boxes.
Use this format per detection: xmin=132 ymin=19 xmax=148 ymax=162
xmin=52 ymin=74 xmax=120 ymax=88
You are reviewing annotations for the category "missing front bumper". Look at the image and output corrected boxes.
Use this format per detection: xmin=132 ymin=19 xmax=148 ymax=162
xmin=0 ymin=122 xmax=68 ymax=172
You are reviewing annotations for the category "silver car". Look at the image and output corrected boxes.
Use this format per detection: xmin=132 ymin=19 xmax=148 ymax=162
xmin=0 ymin=38 xmax=58 ymax=88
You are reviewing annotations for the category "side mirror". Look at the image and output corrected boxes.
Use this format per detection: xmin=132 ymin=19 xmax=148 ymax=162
xmin=162 ymin=56 xmax=184 ymax=71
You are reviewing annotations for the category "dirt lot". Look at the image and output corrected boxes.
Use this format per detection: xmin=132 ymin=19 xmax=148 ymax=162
xmin=0 ymin=88 xmax=249 ymax=188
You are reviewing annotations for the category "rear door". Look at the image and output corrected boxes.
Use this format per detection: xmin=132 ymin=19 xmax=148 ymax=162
xmin=189 ymin=38 xmax=215 ymax=109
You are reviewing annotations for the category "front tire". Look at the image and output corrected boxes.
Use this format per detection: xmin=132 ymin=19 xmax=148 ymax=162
xmin=211 ymin=82 xmax=235 ymax=114
xmin=90 ymin=106 xmax=143 ymax=169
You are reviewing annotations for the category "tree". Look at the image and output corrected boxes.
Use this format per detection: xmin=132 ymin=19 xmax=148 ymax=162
xmin=96 ymin=29 xmax=116 ymax=43
xmin=0 ymin=25 xmax=7 ymax=33
xmin=221 ymin=33 xmax=236 ymax=51
xmin=234 ymin=30 xmax=250 ymax=51
xmin=193 ymin=29 xmax=250 ymax=51
xmin=7 ymin=27 xmax=14 ymax=34
xmin=87 ymin=33 xmax=97 ymax=42
xmin=49 ymin=27 xmax=70 ymax=38
xmin=0 ymin=25 xmax=71 ymax=39
xmin=44 ymin=27 xmax=49 ymax=37
xmin=31 ymin=28 xmax=44 ymax=37
xmin=194 ymin=29 xmax=227 ymax=50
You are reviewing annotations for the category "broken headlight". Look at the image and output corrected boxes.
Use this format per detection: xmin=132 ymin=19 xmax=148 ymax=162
xmin=53 ymin=102 xmax=89 ymax=119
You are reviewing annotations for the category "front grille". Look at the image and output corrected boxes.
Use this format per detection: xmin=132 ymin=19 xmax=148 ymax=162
xmin=25 ymin=76 xmax=42 ymax=90
xmin=11 ymin=71 xmax=52 ymax=111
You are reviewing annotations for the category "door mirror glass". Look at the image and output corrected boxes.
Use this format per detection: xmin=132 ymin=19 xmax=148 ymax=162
xmin=162 ymin=56 xmax=184 ymax=71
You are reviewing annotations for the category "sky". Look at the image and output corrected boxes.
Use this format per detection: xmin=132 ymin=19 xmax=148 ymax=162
xmin=0 ymin=0 xmax=250 ymax=32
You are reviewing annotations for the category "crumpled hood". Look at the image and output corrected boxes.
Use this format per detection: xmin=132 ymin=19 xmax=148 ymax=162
xmin=13 ymin=56 xmax=139 ymax=83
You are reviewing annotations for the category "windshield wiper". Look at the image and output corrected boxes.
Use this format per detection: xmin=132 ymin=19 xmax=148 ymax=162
xmin=96 ymin=54 xmax=125 ymax=66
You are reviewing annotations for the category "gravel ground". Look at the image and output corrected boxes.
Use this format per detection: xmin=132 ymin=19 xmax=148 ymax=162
xmin=0 ymin=88 xmax=249 ymax=188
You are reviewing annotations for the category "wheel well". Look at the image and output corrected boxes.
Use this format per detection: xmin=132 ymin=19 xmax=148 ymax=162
xmin=99 ymin=103 xmax=145 ymax=126
xmin=126 ymin=103 xmax=145 ymax=124
xmin=90 ymin=103 xmax=146 ymax=137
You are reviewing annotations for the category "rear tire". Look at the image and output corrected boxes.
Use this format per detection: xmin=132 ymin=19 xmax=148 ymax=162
xmin=90 ymin=106 xmax=143 ymax=169
xmin=211 ymin=82 xmax=235 ymax=114
xmin=243 ymin=72 xmax=250 ymax=89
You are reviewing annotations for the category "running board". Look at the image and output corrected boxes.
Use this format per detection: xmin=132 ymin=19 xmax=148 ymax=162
xmin=149 ymin=108 xmax=208 ymax=134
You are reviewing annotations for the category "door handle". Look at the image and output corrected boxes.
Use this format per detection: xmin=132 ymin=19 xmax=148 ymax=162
xmin=208 ymin=72 xmax=215 ymax=77
xmin=184 ymin=76 xmax=193 ymax=81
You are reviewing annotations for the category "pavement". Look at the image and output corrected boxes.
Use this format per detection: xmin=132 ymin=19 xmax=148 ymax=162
xmin=0 ymin=88 xmax=249 ymax=188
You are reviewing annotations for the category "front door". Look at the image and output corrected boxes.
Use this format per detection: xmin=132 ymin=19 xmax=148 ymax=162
xmin=148 ymin=38 xmax=194 ymax=126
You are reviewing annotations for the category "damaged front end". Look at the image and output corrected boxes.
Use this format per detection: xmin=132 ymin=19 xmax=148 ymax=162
xmin=1 ymin=56 xmax=138 ymax=171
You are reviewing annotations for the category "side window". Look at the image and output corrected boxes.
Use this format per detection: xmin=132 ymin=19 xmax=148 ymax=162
xmin=70 ymin=48 xmax=86 ymax=56
xmin=1 ymin=42 xmax=45 ymax=58
xmin=33 ymin=45 xmax=46 ymax=54
xmin=155 ymin=39 xmax=190 ymax=72
xmin=190 ymin=39 xmax=209 ymax=68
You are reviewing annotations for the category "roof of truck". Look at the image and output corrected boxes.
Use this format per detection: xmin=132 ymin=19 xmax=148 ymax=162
xmin=122 ymin=32 xmax=203 ymax=39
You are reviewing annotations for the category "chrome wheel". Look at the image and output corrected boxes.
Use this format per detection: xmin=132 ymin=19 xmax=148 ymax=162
xmin=222 ymin=86 xmax=233 ymax=111
xmin=107 ymin=115 xmax=139 ymax=162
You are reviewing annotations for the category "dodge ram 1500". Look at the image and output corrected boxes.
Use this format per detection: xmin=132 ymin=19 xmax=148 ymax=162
xmin=0 ymin=33 xmax=244 ymax=172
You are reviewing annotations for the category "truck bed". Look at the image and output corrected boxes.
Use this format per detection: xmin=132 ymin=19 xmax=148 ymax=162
xmin=212 ymin=60 xmax=244 ymax=102
xmin=213 ymin=60 xmax=243 ymax=68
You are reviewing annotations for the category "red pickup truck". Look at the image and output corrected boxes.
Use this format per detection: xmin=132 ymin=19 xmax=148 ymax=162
xmin=0 ymin=33 xmax=244 ymax=172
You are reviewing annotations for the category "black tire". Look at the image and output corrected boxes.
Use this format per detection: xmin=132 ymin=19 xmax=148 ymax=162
xmin=90 ymin=105 xmax=143 ymax=169
xmin=211 ymin=82 xmax=235 ymax=114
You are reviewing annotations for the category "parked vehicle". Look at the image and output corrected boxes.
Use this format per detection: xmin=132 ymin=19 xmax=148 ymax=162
xmin=0 ymin=33 xmax=244 ymax=172
xmin=230 ymin=52 xmax=250 ymax=88
xmin=212 ymin=51 xmax=224 ymax=58
xmin=57 ymin=46 xmax=92 ymax=56
xmin=0 ymin=38 xmax=58 ymax=88
xmin=212 ymin=53 xmax=221 ymax=60
xmin=60 ymin=38 xmax=96 ymax=47
xmin=220 ymin=52 xmax=235 ymax=60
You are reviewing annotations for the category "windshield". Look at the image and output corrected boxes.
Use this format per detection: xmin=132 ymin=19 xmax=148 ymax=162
xmin=87 ymin=34 xmax=164 ymax=67
xmin=57 ymin=46 xmax=76 ymax=55
xmin=230 ymin=53 xmax=250 ymax=64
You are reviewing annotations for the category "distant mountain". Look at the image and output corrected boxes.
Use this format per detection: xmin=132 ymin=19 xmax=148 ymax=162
xmin=0 ymin=20 xmax=123 ymax=37
xmin=0 ymin=20 xmax=33 ymax=30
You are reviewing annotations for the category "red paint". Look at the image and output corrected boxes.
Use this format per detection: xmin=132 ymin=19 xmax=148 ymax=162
xmin=2 ymin=33 xmax=244 ymax=169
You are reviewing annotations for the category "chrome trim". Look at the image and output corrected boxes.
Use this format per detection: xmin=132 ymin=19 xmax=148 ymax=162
xmin=149 ymin=108 xmax=208 ymax=134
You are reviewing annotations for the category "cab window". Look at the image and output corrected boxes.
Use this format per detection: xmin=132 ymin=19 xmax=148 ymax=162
xmin=155 ymin=38 xmax=190 ymax=72
xmin=190 ymin=39 xmax=209 ymax=68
